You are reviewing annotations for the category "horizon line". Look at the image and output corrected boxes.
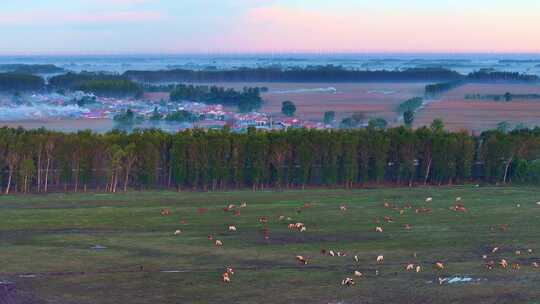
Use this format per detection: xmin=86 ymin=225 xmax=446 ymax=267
xmin=2 ymin=51 xmax=540 ymax=57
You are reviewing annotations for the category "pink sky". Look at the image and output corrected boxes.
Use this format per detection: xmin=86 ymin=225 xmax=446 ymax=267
xmin=213 ymin=5 xmax=540 ymax=53
xmin=1 ymin=1 xmax=540 ymax=54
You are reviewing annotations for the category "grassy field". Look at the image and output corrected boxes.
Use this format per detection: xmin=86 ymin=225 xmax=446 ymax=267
xmin=1 ymin=187 xmax=540 ymax=304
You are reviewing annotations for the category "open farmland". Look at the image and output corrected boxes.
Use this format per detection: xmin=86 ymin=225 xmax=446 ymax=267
xmin=1 ymin=187 xmax=539 ymax=304
xmin=194 ymin=82 xmax=426 ymax=122
xmin=415 ymin=84 xmax=540 ymax=132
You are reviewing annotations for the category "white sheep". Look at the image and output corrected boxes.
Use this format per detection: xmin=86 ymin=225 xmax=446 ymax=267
xmin=341 ymin=278 xmax=355 ymax=286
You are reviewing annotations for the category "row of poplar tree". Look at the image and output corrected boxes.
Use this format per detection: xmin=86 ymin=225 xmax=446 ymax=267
xmin=1 ymin=123 xmax=539 ymax=194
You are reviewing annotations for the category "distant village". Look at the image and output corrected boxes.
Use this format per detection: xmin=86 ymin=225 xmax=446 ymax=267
xmin=0 ymin=91 xmax=329 ymax=132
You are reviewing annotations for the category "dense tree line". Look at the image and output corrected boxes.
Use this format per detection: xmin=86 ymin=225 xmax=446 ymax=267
xmin=0 ymin=125 xmax=539 ymax=194
xmin=0 ymin=73 xmax=45 ymax=92
xmin=425 ymin=71 xmax=539 ymax=97
xmin=425 ymin=81 xmax=465 ymax=96
xmin=467 ymin=70 xmax=539 ymax=82
xmin=124 ymin=66 xmax=464 ymax=83
xmin=170 ymin=85 xmax=263 ymax=112
xmin=49 ymin=72 xmax=142 ymax=98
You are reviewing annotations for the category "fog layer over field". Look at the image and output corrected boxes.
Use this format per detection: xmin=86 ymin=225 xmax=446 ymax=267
xmin=0 ymin=104 xmax=89 ymax=121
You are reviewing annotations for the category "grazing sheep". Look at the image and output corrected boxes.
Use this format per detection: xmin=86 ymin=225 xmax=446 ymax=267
xmin=299 ymin=226 xmax=307 ymax=232
xmin=354 ymin=255 xmax=359 ymax=262
xmin=406 ymin=264 xmax=414 ymax=271
xmin=512 ymin=262 xmax=521 ymax=271
xmin=485 ymin=260 xmax=496 ymax=270
xmin=329 ymin=250 xmax=336 ymax=257
xmin=227 ymin=204 xmax=236 ymax=210
xmin=415 ymin=265 xmax=422 ymax=273
xmin=404 ymin=224 xmax=412 ymax=230
xmin=296 ymin=255 xmax=308 ymax=265
xmin=415 ymin=207 xmax=432 ymax=214
xmin=425 ymin=197 xmax=433 ymax=203
xmin=435 ymin=262 xmax=445 ymax=270
xmin=375 ymin=226 xmax=384 ymax=233
xmin=499 ymin=259 xmax=508 ymax=269
xmin=482 ymin=254 xmax=488 ymax=259
xmin=353 ymin=271 xmax=363 ymax=277
xmin=222 ymin=272 xmax=231 ymax=283
xmin=456 ymin=197 xmax=462 ymax=202
xmin=259 ymin=217 xmax=268 ymax=224
xmin=532 ymin=262 xmax=539 ymax=268
xmin=208 ymin=234 xmax=214 ymax=240
xmin=174 ymin=229 xmax=182 ymax=236
xmin=228 ymin=225 xmax=237 ymax=232
xmin=384 ymin=216 xmax=393 ymax=223
xmin=451 ymin=203 xmax=468 ymax=213
xmin=215 ymin=240 xmax=223 ymax=246
xmin=515 ymin=250 xmax=521 ymax=256
xmin=240 ymin=202 xmax=247 ymax=208
xmin=376 ymin=255 xmax=384 ymax=263
xmin=278 ymin=215 xmax=285 ymax=221
xmin=341 ymin=278 xmax=355 ymax=286
xmin=528 ymin=249 xmax=533 ymax=254
xmin=492 ymin=246 xmax=500 ymax=253
xmin=340 ymin=205 xmax=348 ymax=212
xmin=160 ymin=209 xmax=172 ymax=216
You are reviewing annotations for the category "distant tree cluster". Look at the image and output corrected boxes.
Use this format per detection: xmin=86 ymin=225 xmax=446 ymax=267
xmin=467 ymin=70 xmax=539 ymax=82
xmin=397 ymin=97 xmax=423 ymax=114
xmin=281 ymin=101 xmax=296 ymax=117
xmin=49 ymin=72 xmax=143 ymax=98
xmin=169 ymin=84 xmax=263 ymax=112
xmin=0 ymin=73 xmax=45 ymax=92
xmin=425 ymin=81 xmax=465 ymax=96
xmin=0 ymin=125 xmax=539 ymax=193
